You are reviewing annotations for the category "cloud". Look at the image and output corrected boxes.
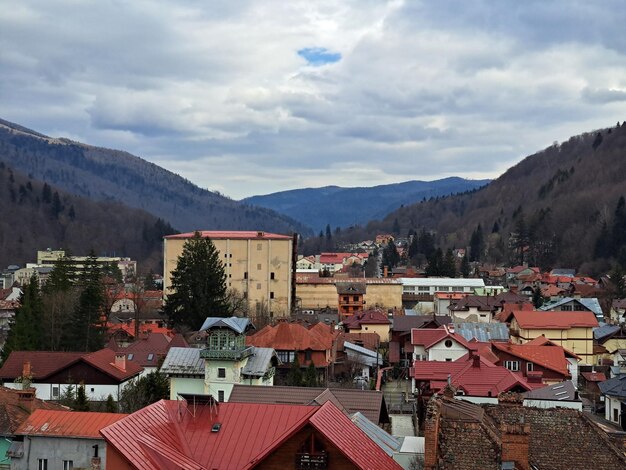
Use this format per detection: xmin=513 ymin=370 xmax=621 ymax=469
xmin=1 ymin=1 xmax=626 ymax=200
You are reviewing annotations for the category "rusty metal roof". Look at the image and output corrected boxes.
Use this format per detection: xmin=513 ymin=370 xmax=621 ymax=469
xmin=16 ymin=410 xmax=127 ymax=439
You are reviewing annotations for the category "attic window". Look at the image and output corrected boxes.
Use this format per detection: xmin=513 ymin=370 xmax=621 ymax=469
xmin=296 ymin=434 xmax=327 ymax=470
xmin=128 ymin=353 xmax=134 ymax=360
xmin=147 ymin=353 xmax=154 ymax=361
xmin=444 ymin=340 xmax=453 ymax=348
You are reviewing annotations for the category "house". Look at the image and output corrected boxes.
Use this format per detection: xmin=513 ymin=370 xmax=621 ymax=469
xmin=0 ymin=387 xmax=66 ymax=467
xmin=11 ymin=409 xmax=126 ymax=470
xmin=580 ymin=370 xmax=607 ymax=410
xmin=610 ymin=298 xmax=626 ymax=323
xmin=447 ymin=295 xmax=498 ymax=322
xmin=503 ymin=309 xmax=599 ymax=364
xmin=166 ymin=317 xmax=278 ymax=402
xmin=411 ymin=351 xmax=534 ymax=400
xmin=296 ymin=255 xmax=316 ymax=270
xmin=100 ymin=397 xmax=402 ymax=470
xmin=337 ymin=282 xmax=366 ymax=316
xmin=422 ymin=392 xmax=626 ymax=470
xmin=400 ymin=278 xmax=486 ymax=307
xmin=107 ymin=332 xmax=188 ymax=377
xmin=487 ymin=341 xmax=574 ymax=384
xmin=229 ymin=384 xmax=390 ymax=426
xmin=0 ymin=298 xmax=18 ymax=351
xmin=334 ymin=332 xmax=381 ymax=380
xmin=0 ymin=349 xmax=143 ymax=400
xmin=342 ymin=309 xmax=392 ymax=342
xmin=540 ymin=296 xmax=604 ymax=321
xmin=389 ymin=315 xmax=451 ymax=366
xmin=411 ymin=325 xmax=474 ymax=363
xmin=164 ymin=231 xmax=295 ymax=316
xmin=524 ymin=335 xmax=581 ymax=384
xmin=432 ymin=292 xmax=467 ymax=315
xmin=599 ymin=374 xmax=626 ymax=430
xmin=247 ymin=321 xmax=336 ymax=384
xmin=594 ymin=325 xmax=626 ymax=364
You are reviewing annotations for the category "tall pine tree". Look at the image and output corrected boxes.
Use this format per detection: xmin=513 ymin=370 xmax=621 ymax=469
xmin=164 ymin=232 xmax=230 ymax=330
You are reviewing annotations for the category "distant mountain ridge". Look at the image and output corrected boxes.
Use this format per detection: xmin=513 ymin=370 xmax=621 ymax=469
xmin=242 ymin=177 xmax=490 ymax=233
xmin=0 ymin=119 xmax=311 ymax=237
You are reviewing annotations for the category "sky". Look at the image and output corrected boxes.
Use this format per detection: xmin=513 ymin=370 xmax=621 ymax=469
xmin=2 ymin=1 xmax=626 ymax=200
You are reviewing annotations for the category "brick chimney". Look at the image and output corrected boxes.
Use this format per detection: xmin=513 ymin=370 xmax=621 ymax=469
xmin=501 ymin=422 xmax=531 ymax=470
xmin=113 ymin=353 xmax=126 ymax=371
xmin=423 ymin=398 xmax=442 ymax=470
xmin=383 ymin=266 xmax=388 ymax=277
xmin=17 ymin=388 xmax=36 ymax=413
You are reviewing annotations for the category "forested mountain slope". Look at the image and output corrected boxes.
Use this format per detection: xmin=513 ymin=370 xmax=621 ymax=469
xmin=347 ymin=123 xmax=626 ymax=273
xmin=0 ymin=162 xmax=175 ymax=271
xmin=0 ymin=119 xmax=311 ymax=236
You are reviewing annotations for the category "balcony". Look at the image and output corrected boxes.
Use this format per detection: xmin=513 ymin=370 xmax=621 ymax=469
xmin=200 ymin=346 xmax=254 ymax=361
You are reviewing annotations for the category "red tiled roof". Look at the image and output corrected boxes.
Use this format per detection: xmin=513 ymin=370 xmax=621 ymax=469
xmin=525 ymin=335 xmax=580 ymax=359
xmin=164 ymin=230 xmax=293 ymax=240
xmin=412 ymin=355 xmax=532 ymax=396
xmin=107 ymin=321 xmax=173 ymax=339
xmin=110 ymin=332 xmax=187 ymax=367
xmin=101 ymin=399 xmax=401 ymax=470
xmin=16 ymin=409 xmax=127 ymax=439
xmin=541 ymin=285 xmax=565 ymax=297
xmin=0 ymin=349 xmax=143 ymax=382
xmin=411 ymin=326 xmax=474 ymax=351
xmin=319 ymin=252 xmax=354 ymax=264
xmin=343 ymin=309 xmax=391 ymax=328
xmin=505 ymin=310 xmax=599 ymax=329
xmin=247 ymin=322 xmax=335 ymax=353
xmin=490 ymin=342 xmax=570 ymax=376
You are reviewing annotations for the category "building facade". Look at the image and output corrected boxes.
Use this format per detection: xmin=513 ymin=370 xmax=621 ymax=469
xmin=164 ymin=231 xmax=295 ymax=316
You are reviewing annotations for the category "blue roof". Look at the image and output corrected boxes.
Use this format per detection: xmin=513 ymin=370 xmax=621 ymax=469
xmin=350 ymin=412 xmax=400 ymax=456
xmin=241 ymin=347 xmax=277 ymax=377
xmin=199 ymin=316 xmax=252 ymax=334
xmin=453 ymin=322 xmax=509 ymax=342
xmin=599 ymin=374 xmax=626 ymax=399
xmin=539 ymin=297 xmax=603 ymax=317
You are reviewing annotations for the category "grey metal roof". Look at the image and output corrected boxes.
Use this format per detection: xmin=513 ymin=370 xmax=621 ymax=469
xmin=539 ymin=297 xmax=603 ymax=317
xmin=350 ymin=412 xmax=400 ymax=456
xmin=452 ymin=322 xmax=509 ymax=342
xmin=594 ymin=324 xmax=620 ymax=341
xmin=524 ymin=380 xmax=579 ymax=401
xmin=344 ymin=341 xmax=382 ymax=366
xmin=599 ymin=374 xmax=626 ymax=398
xmin=199 ymin=316 xmax=252 ymax=333
xmin=241 ymin=347 xmax=276 ymax=377
xmin=160 ymin=347 xmax=204 ymax=376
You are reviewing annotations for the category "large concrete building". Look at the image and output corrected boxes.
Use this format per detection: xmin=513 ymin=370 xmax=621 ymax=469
xmin=164 ymin=231 xmax=296 ymax=316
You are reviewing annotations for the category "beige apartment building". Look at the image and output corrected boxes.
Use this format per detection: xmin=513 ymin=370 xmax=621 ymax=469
xmin=163 ymin=231 xmax=296 ymax=317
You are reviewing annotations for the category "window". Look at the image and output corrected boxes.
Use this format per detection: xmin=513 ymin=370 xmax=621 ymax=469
xmin=257 ymin=283 xmax=262 ymax=290
xmin=244 ymin=272 xmax=248 ymax=279
xmin=418 ymin=286 xmax=430 ymax=292
xmin=257 ymin=243 xmax=262 ymax=250
xmin=257 ymin=263 xmax=262 ymax=270
xmin=270 ymin=292 xmax=274 ymax=299
xmin=218 ymin=390 xmax=225 ymax=402
xmin=128 ymin=353 xmax=134 ymax=360
xmin=527 ymin=362 xmax=534 ymax=372
xmin=147 ymin=353 xmax=154 ymax=361
xmin=270 ymin=272 xmax=275 ymax=280
xmin=504 ymin=361 xmax=520 ymax=372
xmin=277 ymin=351 xmax=295 ymax=363
xmin=52 ymin=386 xmax=59 ymax=398
xmin=305 ymin=350 xmax=312 ymax=361
xmin=229 ymin=274 xmax=231 ymax=278
xmin=561 ymin=305 xmax=573 ymax=311
xmin=444 ymin=340 xmax=453 ymax=348
xmin=63 ymin=461 xmax=74 ymax=470
xmin=38 ymin=459 xmax=48 ymax=470
xmin=353 ymin=296 xmax=359 ymax=301
xmin=445 ymin=358 xmax=452 ymax=362
xmin=217 ymin=368 xmax=226 ymax=378
xmin=452 ymin=286 xmax=464 ymax=292
xmin=90 ymin=388 xmax=95 ymax=393
xmin=614 ymin=409 xmax=619 ymax=422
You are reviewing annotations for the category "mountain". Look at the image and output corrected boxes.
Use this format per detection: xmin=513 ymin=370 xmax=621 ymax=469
xmin=354 ymin=123 xmax=626 ymax=273
xmin=0 ymin=119 xmax=311 ymax=237
xmin=242 ymin=177 xmax=490 ymax=233
xmin=0 ymin=162 xmax=175 ymax=271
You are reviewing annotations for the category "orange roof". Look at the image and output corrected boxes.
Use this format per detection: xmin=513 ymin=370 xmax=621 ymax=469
xmin=247 ymin=322 xmax=335 ymax=352
xmin=165 ymin=230 xmax=292 ymax=240
xmin=491 ymin=342 xmax=570 ymax=376
xmin=0 ymin=387 xmax=66 ymax=435
xmin=16 ymin=409 xmax=127 ymax=438
xmin=107 ymin=321 xmax=173 ymax=339
xmin=506 ymin=310 xmax=599 ymax=329
xmin=434 ymin=292 xmax=467 ymax=300
xmin=525 ymin=335 xmax=580 ymax=359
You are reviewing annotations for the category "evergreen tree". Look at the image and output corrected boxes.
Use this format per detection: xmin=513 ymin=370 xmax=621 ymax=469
xmin=610 ymin=264 xmax=626 ymax=299
xmin=612 ymin=196 xmax=626 ymax=253
xmin=163 ymin=232 xmax=230 ymax=330
xmin=287 ymin=355 xmax=303 ymax=386
xmin=118 ymin=372 xmax=170 ymax=413
xmin=325 ymin=224 xmax=333 ymax=250
xmin=105 ymin=394 xmax=117 ymax=413
xmin=594 ymin=221 xmax=611 ymax=259
xmin=303 ymin=362 xmax=318 ymax=387
xmin=426 ymin=249 xmax=444 ymax=276
xmin=392 ymin=218 xmax=401 ymax=235
xmin=51 ymin=191 xmax=63 ymax=218
xmin=67 ymin=253 xmax=107 ymax=352
xmin=469 ymin=225 xmax=484 ymax=262
xmin=60 ymin=383 xmax=76 ymax=408
xmin=74 ymin=383 xmax=90 ymax=411
xmin=1 ymin=274 xmax=43 ymax=363
xmin=143 ymin=271 xmax=158 ymax=291
xmin=532 ymin=287 xmax=544 ymax=308
xmin=42 ymin=183 xmax=52 ymax=203
xmin=443 ymin=249 xmax=457 ymax=278
xmin=382 ymin=241 xmax=400 ymax=270
xmin=460 ymin=254 xmax=470 ymax=278
xmin=41 ymin=254 xmax=77 ymax=351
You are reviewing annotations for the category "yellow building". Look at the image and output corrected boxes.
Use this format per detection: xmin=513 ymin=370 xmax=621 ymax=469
xmin=295 ymin=274 xmax=403 ymax=314
xmin=505 ymin=310 xmax=598 ymax=365
xmin=164 ymin=231 xmax=295 ymax=316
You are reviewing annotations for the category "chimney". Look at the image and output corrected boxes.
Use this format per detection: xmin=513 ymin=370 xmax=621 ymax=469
xmin=22 ymin=361 xmax=31 ymax=382
xmin=423 ymin=398 xmax=442 ymax=470
xmin=17 ymin=388 xmax=36 ymax=413
xmin=90 ymin=457 xmax=101 ymax=470
xmin=257 ymin=231 xmax=265 ymax=238
xmin=470 ymin=350 xmax=480 ymax=368
xmin=501 ymin=421 xmax=531 ymax=470
xmin=114 ymin=353 xmax=126 ymax=371
xmin=383 ymin=266 xmax=388 ymax=277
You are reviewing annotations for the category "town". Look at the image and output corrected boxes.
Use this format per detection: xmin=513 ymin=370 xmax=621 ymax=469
xmin=0 ymin=230 xmax=625 ymax=470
